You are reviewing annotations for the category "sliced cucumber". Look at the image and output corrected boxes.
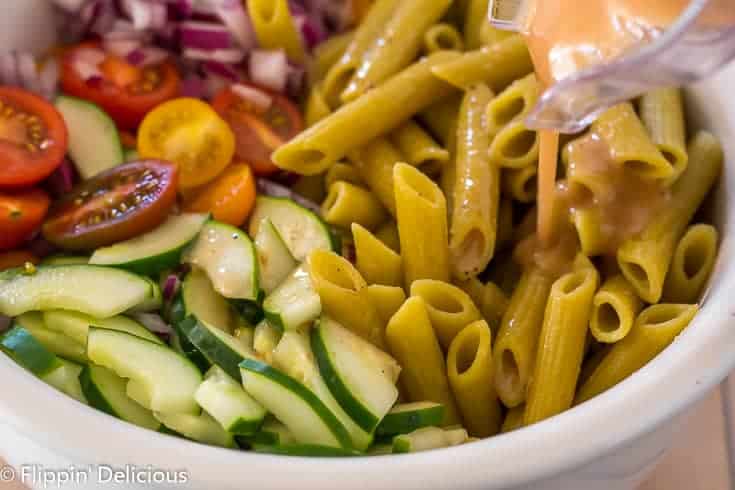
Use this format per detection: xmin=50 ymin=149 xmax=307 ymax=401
xmin=240 ymin=418 xmax=296 ymax=446
xmin=195 ymin=366 xmax=266 ymax=435
xmin=128 ymin=277 xmax=163 ymax=313
xmin=233 ymin=323 xmax=255 ymax=350
xmin=240 ymin=358 xmax=352 ymax=450
xmin=366 ymin=443 xmax=393 ymax=456
xmin=169 ymin=299 xmax=211 ymax=373
xmin=45 ymin=358 xmax=87 ymax=404
xmin=251 ymin=444 xmax=360 ymax=457
xmin=0 ymin=265 xmax=153 ymax=318
xmin=253 ymin=320 xmax=282 ymax=363
xmin=376 ymin=402 xmax=445 ymax=437
xmin=42 ymin=255 xmax=88 ymax=266
xmin=272 ymin=331 xmax=372 ymax=450
xmin=249 ymin=196 xmax=337 ymax=261
xmin=183 ymin=221 xmax=259 ymax=301
xmin=154 ymin=411 xmax=235 ymax=448
xmin=42 ymin=310 xmax=162 ymax=345
xmin=15 ymin=312 xmax=87 ymax=363
xmin=181 ymin=268 xmax=239 ymax=333
xmin=87 ymin=328 xmax=202 ymax=414
xmin=80 ymin=364 xmax=160 ymax=430
xmin=311 ymin=318 xmax=399 ymax=433
xmin=392 ymin=427 xmax=468 ymax=453
xmin=90 ymin=213 xmax=209 ymax=275
xmin=263 ymin=264 xmax=321 ymax=331
xmin=55 ymin=96 xmax=124 ymax=179
xmin=254 ymin=218 xmax=298 ymax=294
xmin=1 ymin=325 xmax=62 ymax=377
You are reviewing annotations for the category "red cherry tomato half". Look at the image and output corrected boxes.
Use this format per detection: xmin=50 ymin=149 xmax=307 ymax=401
xmin=0 ymin=188 xmax=51 ymax=251
xmin=42 ymin=160 xmax=178 ymax=250
xmin=61 ymin=43 xmax=181 ymax=130
xmin=0 ymin=87 xmax=68 ymax=188
xmin=211 ymin=85 xmax=304 ymax=176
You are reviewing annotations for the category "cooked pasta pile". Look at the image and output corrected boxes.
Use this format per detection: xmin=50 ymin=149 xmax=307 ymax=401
xmin=277 ymin=0 xmax=724 ymax=436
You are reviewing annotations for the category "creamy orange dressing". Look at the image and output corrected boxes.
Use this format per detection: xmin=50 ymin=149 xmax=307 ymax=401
xmin=518 ymin=0 xmax=724 ymax=264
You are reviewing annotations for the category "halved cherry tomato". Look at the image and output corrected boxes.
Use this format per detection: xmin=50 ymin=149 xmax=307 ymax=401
xmin=211 ymin=85 xmax=303 ymax=176
xmin=0 ymin=188 xmax=51 ymax=251
xmin=138 ymin=98 xmax=235 ymax=191
xmin=0 ymin=250 xmax=39 ymax=270
xmin=61 ymin=43 xmax=180 ymax=130
xmin=0 ymin=87 xmax=68 ymax=187
xmin=183 ymin=163 xmax=256 ymax=227
xmin=42 ymin=160 xmax=178 ymax=250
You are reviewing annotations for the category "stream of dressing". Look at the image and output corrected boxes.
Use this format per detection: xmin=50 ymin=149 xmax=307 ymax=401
xmin=520 ymin=0 xmax=708 ymax=264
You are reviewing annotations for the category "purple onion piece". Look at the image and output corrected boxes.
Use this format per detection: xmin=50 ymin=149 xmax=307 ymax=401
xmin=132 ymin=313 xmax=174 ymax=336
xmin=162 ymin=274 xmax=181 ymax=301
xmin=45 ymin=158 xmax=78 ymax=198
xmin=180 ymin=75 xmax=206 ymax=98
xmin=179 ymin=21 xmax=234 ymax=51
xmin=257 ymin=178 xmax=322 ymax=214
xmin=249 ymin=49 xmax=289 ymax=93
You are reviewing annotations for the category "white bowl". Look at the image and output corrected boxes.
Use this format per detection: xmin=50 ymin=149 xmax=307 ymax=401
xmin=1 ymin=2 xmax=734 ymax=489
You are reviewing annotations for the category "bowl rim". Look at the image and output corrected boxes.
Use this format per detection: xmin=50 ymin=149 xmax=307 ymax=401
xmin=1 ymin=56 xmax=735 ymax=490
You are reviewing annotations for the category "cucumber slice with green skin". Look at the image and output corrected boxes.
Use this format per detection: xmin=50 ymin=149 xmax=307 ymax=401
xmin=0 ymin=265 xmax=154 ymax=318
xmin=124 ymin=149 xmax=139 ymax=162
xmin=154 ymin=411 xmax=235 ymax=448
xmin=169 ymin=300 xmax=211 ymax=373
xmin=272 ymin=331 xmax=372 ymax=450
xmin=127 ymin=277 xmax=163 ymax=313
xmin=253 ymin=320 xmax=282 ymax=363
xmin=251 ymin=444 xmax=361 ymax=457
xmin=90 ymin=213 xmax=209 ymax=275
xmin=194 ymin=366 xmax=266 ymax=435
xmin=239 ymin=418 xmax=295 ymax=446
xmin=55 ymin=96 xmax=124 ymax=179
xmin=42 ymin=310 xmax=162 ymax=345
xmin=392 ymin=427 xmax=468 ymax=453
xmin=181 ymin=268 xmax=239 ymax=333
xmin=263 ymin=264 xmax=321 ymax=331
xmin=233 ymin=324 xmax=254 ymax=350
xmin=375 ymin=402 xmax=445 ymax=437
xmin=46 ymin=358 xmax=87 ymax=404
xmin=87 ymin=328 xmax=202 ymax=414
xmin=183 ymin=221 xmax=259 ymax=301
xmin=240 ymin=358 xmax=353 ymax=450
xmin=255 ymin=218 xmax=298 ymax=294
xmin=366 ymin=443 xmax=393 ymax=456
xmin=249 ymin=196 xmax=338 ymax=261
xmin=41 ymin=256 xmax=88 ymax=266
xmin=80 ymin=365 xmax=160 ymax=430
xmin=229 ymin=292 xmax=264 ymax=326
xmin=1 ymin=325 xmax=62 ymax=377
xmin=311 ymin=318 xmax=399 ymax=433
xmin=15 ymin=312 xmax=87 ymax=364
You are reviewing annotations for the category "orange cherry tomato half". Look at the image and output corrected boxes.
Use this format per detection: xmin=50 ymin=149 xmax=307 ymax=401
xmin=0 ymin=87 xmax=68 ymax=188
xmin=211 ymin=85 xmax=304 ymax=176
xmin=42 ymin=160 xmax=178 ymax=250
xmin=61 ymin=43 xmax=180 ymax=130
xmin=0 ymin=188 xmax=51 ymax=251
xmin=183 ymin=163 xmax=256 ymax=227
xmin=0 ymin=250 xmax=39 ymax=270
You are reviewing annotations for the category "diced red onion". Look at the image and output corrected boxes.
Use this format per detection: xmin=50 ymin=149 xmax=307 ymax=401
xmin=162 ymin=274 xmax=181 ymax=301
xmin=103 ymin=39 xmax=142 ymax=58
xmin=45 ymin=158 xmax=77 ymax=197
xmin=202 ymin=60 xmax=241 ymax=81
xmin=294 ymin=13 xmax=328 ymax=49
xmin=211 ymin=0 xmax=257 ymax=50
xmin=180 ymin=75 xmax=206 ymax=98
xmin=0 ymin=316 xmax=11 ymax=334
xmin=120 ymin=0 xmax=169 ymax=31
xmin=52 ymin=0 xmax=87 ymax=12
xmin=249 ymin=49 xmax=289 ymax=93
xmin=126 ymin=47 xmax=170 ymax=67
xmin=132 ymin=313 xmax=174 ymax=336
xmin=231 ymin=83 xmax=272 ymax=113
xmin=257 ymin=178 xmax=322 ymax=214
xmin=179 ymin=21 xmax=235 ymax=50
xmin=0 ymin=53 xmax=19 ymax=87
xmin=286 ymin=63 xmax=306 ymax=97
xmin=201 ymin=73 xmax=230 ymax=98
xmin=74 ymin=47 xmax=107 ymax=66
xmin=184 ymin=47 xmax=246 ymax=64
xmin=89 ymin=0 xmax=119 ymax=36
xmin=73 ymin=60 xmax=103 ymax=82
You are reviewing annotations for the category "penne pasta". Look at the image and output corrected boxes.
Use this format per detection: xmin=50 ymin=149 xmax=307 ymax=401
xmin=390 ymin=120 xmax=450 ymax=176
xmin=496 ymin=198 xmax=515 ymax=251
xmin=456 ymin=278 xmax=510 ymax=333
xmin=310 ymin=30 xmax=355 ymax=84
xmin=524 ymin=267 xmax=599 ymax=425
xmin=394 ymin=163 xmax=451 ymax=287
xmin=349 ymin=138 xmax=401 ymax=216
xmin=663 ymin=224 xmax=719 ymax=303
xmin=352 ymin=223 xmax=403 ymax=287
xmin=489 ymin=122 xmax=539 ymax=169
xmin=431 ymin=35 xmax=534 ymax=92
xmin=463 ymin=0 xmax=489 ymax=50
xmin=419 ymin=95 xmax=462 ymax=145
xmin=447 ymin=320 xmax=502 ymax=437
xmin=411 ymin=279 xmax=483 ymax=350
xmin=308 ymin=250 xmax=386 ymax=349
xmin=502 ymin=166 xmax=538 ymax=203
xmin=304 ymin=82 xmax=332 ymax=128
xmin=617 ymin=131 xmax=723 ymax=303
xmin=480 ymin=23 xmax=515 ymax=47
xmin=322 ymin=181 xmax=387 ymax=230
xmin=450 ymin=83 xmax=499 ymax=280
xmin=639 ymin=88 xmax=688 ymax=184
xmin=366 ymin=285 xmax=407 ymax=325
xmin=493 ymin=268 xmax=553 ymax=407
xmin=501 ymin=405 xmax=525 ymax=433
xmin=424 ymin=23 xmax=465 ymax=54
xmin=273 ymin=51 xmax=460 ymax=175
xmin=385 ymin=296 xmax=461 ymax=425
xmin=590 ymin=275 xmax=643 ymax=344
xmin=374 ymin=220 xmax=401 ymax=253
xmin=486 ymin=74 xmax=539 ymax=137
xmin=341 ymin=0 xmax=453 ymax=103
xmin=576 ymin=304 xmax=699 ymax=404
xmin=247 ymin=0 xmax=306 ymax=63
xmin=324 ymin=162 xmax=363 ymax=189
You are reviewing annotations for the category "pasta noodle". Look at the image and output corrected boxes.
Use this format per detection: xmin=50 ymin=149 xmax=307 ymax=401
xmin=322 ymin=181 xmax=387 ymax=230
xmin=390 ymin=120 xmax=450 ymax=176
xmin=247 ymin=0 xmax=306 ymax=63
xmin=590 ymin=275 xmax=643 ymax=344
xmin=366 ymin=285 xmax=407 ymax=325
xmin=352 ymin=223 xmax=403 ymax=287
xmin=639 ymin=88 xmax=688 ymax=183
xmin=424 ymin=23 xmax=465 ymax=54
xmin=663 ymin=224 xmax=719 ymax=303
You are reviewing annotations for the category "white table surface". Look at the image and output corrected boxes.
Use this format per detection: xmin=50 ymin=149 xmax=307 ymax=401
xmin=2 ymin=381 xmax=733 ymax=490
